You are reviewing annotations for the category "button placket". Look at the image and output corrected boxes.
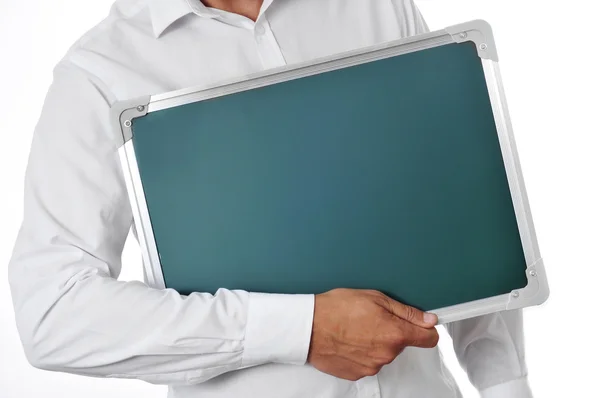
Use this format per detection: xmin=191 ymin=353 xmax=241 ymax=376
xmin=255 ymin=24 xmax=266 ymax=36
xmin=254 ymin=18 xmax=286 ymax=69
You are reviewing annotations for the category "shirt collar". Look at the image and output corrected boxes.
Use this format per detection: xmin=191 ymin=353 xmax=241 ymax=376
xmin=150 ymin=0 xmax=276 ymax=38
xmin=257 ymin=0 xmax=275 ymax=18
xmin=150 ymin=0 xmax=217 ymax=38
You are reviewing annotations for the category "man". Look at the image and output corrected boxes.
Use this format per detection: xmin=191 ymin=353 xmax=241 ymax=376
xmin=8 ymin=0 xmax=533 ymax=397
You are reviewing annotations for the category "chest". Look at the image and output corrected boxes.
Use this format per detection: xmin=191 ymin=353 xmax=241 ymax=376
xmin=142 ymin=0 xmax=412 ymax=93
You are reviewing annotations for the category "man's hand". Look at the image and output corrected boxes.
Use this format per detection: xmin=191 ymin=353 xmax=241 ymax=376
xmin=307 ymin=288 xmax=439 ymax=381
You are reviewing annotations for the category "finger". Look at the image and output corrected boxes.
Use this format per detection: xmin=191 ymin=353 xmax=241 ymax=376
xmin=395 ymin=320 xmax=440 ymax=348
xmin=378 ymin=296 xmax=438 ymax=327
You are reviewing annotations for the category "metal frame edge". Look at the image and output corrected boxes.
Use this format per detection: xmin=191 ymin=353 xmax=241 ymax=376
xmin=118 ymin=142 xmax=167 ymax=289
xmin=446 ymin=19 xmax=499 ymax=61
xmin=110 ymin=95 xmax=151 ymax=147
xmin=507 ymin=258 xmax=550 ymax=310
xmin=481 ymin=58 xmax=550 ymax=311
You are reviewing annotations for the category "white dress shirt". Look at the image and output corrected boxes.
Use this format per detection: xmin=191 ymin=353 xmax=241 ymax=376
xmin=8 ymin=0 xmax=534 ymax=397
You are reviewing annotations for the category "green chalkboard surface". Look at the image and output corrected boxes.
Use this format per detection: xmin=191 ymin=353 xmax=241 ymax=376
xmin=131 ymin=41 xmax=528 ymax=311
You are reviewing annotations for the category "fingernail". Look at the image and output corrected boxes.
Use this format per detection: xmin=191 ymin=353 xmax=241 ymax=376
xmin=424 ymin=313 xmax=438 ymax=324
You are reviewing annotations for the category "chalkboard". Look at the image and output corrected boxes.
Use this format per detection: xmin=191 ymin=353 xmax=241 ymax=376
xmin=114 ymin=21 xmax=549 ymax=323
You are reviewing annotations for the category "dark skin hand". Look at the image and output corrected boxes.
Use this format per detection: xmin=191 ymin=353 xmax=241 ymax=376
xmin=308 ymin=289 xmax=439 ymax=381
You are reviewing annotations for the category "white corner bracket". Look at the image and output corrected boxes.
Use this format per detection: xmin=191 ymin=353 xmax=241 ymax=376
xmin=110 ymin=95 xmax=151 ymax=148
xmin=506 ymin=258 xmax=550 ymax=310
xmin=445 ymin=19 xmax=499 ymax=62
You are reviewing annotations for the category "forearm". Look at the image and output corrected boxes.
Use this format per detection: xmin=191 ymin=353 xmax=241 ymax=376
xmin=9 ymin=245 xmax=314 ymax=384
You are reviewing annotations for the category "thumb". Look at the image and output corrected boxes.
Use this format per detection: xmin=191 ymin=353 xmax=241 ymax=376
xmin=380 ymin=297 xmax=438 ymax=328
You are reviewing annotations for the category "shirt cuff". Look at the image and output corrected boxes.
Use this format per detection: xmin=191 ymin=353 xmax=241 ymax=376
xmin=480 ymin=377 xmax=533 ymax=398
xmin=241 ymin=292 xmax=315 ymax=367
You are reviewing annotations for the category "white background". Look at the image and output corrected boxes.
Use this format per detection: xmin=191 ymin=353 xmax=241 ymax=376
xmin=1 ymin=1 xmax=598 ymax=397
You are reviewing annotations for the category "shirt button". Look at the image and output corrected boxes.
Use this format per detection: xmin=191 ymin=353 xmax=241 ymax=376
xmin=255 ymin=25 xmax=266 ymax=36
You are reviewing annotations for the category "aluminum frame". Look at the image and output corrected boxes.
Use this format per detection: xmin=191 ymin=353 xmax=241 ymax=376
xmin=111 ymin=20 xmax=549 ymax=324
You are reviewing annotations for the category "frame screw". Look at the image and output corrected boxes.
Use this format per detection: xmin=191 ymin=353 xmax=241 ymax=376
xmin=529 ymin=270 xmax=537 ymax=277
xmin=124 ymin=120 xmax=132 ymax=127
xmin=136 ymin=105 xmax=145 ymax=112
xmin=479 ymin=43 xmax=488 ymax=50
xmin=459 ymin=32 xmax=468 ymax=39
xmin=512 ymin=291 xmax=520 ymax=298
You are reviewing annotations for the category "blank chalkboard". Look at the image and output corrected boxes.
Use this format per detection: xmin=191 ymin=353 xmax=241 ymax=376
xmin=129 ymin=40 xmax=530 ymax=313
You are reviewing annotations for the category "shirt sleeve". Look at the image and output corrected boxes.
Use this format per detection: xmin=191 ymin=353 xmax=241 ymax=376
xmin=391 ymin=0 xmax=431 ymax=35
xmin=7 ymin=62 xmax=315 ymax=385
xmin=445 ymin=310 xmax=534 ymax=398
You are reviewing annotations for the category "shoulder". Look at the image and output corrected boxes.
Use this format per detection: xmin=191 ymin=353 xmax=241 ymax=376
xmin=53 ymin=0 xmax=155 ymax=100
